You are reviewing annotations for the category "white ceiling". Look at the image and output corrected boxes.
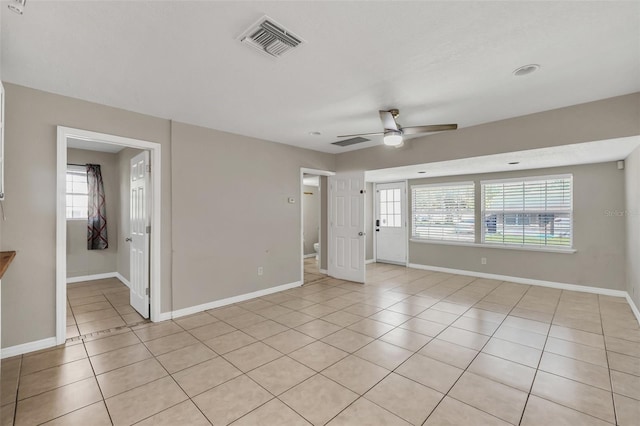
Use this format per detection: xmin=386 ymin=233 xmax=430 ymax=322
xmin=2 ymin=2 xmax=639 ymax=154
xmin=366 ymin=137 xmax=640 ymax=183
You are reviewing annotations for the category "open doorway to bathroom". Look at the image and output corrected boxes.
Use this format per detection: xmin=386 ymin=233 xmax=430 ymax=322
xmin=300 ymin=168 xmax=334 ymax=284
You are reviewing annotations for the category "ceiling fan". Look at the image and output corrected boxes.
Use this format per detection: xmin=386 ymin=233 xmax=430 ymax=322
xmin=338 ymin=109 xmax=458 ymax=148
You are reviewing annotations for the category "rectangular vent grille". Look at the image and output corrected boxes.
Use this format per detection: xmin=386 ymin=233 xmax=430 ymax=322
xmin=240 ymin=17 xmax=303 ymax=58
xmin=332 ymin=137 xmax=370 ymax=147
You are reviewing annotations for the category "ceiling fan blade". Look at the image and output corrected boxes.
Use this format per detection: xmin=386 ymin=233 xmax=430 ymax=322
xmin=401 ymin=124 xmax=458 ymax=135
xmin=337 ymin=131 xmax=385 ymax=138
xmin=379 ymin=110 xmax=399 ymax=131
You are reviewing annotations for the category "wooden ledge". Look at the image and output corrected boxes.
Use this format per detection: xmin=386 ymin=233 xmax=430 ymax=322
xmin=0 ymin=251 xmax=16 ymax=280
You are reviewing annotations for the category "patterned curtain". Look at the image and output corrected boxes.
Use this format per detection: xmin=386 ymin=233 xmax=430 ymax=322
xmin=86 ymin=164 xmax=108 ymax=250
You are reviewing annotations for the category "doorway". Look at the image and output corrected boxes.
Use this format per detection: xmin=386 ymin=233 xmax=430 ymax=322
xmin=65 ymin=143 xmax=149 ymax=338
xmin=300 ymin=168 xmax=334 ymax=285
xmin=56 ymin=127 xmax=162 ymax=345
xmin=375 ymin=181 xmax=408 ymax=265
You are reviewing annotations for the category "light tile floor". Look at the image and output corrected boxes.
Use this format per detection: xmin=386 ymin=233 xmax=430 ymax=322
xmin=66 ymin=278 xmax=146 ymax=338
xmin=2 ymin=263 xmax=640 ymax=425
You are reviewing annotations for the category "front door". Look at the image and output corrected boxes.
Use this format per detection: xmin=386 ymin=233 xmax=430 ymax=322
xmin=328 ymin=171 xmax=365 ymax=283
xmin=129 ymin=151 xmax=150 ymax=318
xmin=375 ymin=182 xmax=407 ymax=265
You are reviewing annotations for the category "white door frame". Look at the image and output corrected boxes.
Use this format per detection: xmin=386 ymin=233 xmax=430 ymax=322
xmin=300 ymin=168 xmax=335 ymax=284
xmin=56 ymin=126 xmax=162 ymax=345
xmin=373 ymin=180 xmax=410 ymax=266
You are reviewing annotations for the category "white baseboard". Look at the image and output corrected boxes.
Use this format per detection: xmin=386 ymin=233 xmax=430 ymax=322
xmin=157 ymin=312 xmax=173 ymax=322
xmin=407 ymin=263 xmax=629 ymax=298
xmin=67 ymin=272 xmax=117 ymax=284
xmin=625 ymin=294 xmax=640 ymax=326
xmin=1 ymin=337 xmax=57 ymax=359
xmin=115 ymin=272 xmax=131 ymax=288
xmin=170 ymin=280 xmax=303 ymax=320
xmin=303 ymin=254 xmax=316 ymax=259
xmin=319 ymin=269 xmax=328 ymax=274
xmin=365 ymin=259 xmax=375 ymax=265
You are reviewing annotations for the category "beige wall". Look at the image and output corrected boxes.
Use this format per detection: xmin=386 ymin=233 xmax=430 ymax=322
xmin=170 ymin=121 xmax=335 ymax=311
xmin=66 ymin=149 xmax=119 ymax=278
xmin=625 ymin=146 xmax=640 ymax=308
xmin=336 ymin=93 xmax=640 ymax=172
xmin=408 ymin=162 xmax=626 ymax=291
xmin=1 ymin=80 xmax=638 ymax=349
xmin=116 ymin=148 xmax=144 ymax=282
xmin=0 ymin=83 xmax=172 ymax=348
xmin=302 ymin=185 xmax=319 ymax=256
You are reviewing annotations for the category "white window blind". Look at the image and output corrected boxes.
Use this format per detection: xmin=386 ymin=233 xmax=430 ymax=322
xmin=411 ymin=182 xmax=475 ymax=242
xmin=481 ymin=175 xmax=572 ymax=248
xmin=66 ymin=166 xmax=88 ymax=219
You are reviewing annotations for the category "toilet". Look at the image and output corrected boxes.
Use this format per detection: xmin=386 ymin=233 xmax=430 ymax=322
xmin=313 ymin=243 xmax=319 ymax=261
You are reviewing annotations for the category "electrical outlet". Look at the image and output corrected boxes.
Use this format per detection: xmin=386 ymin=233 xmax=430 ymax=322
xmin=481 ymin=257 xmax=487 ymax=265
xmin=257 ymin=266 xmax=263 ymax=276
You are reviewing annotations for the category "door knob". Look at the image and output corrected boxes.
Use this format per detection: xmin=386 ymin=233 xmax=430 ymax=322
xmin=358 ymin=232 xmax=365 ymax=236
xmin=125 ymin=237 xmax=132 ymax=242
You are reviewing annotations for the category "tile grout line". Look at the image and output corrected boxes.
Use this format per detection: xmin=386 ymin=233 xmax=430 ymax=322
xmin=598 ymin=294 xmax=619 ymax=426
xmin=515 ymin=287 xmax=563 ymax=426
xmin=415 ymin=279 xmax=534 ymax=425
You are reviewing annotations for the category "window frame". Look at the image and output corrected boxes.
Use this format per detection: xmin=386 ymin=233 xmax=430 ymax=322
xmin=411 ymin=181 xmax=476 ymax=243
xmin=480 ymin=174 xmax=573 ymax=249
xmin=66 ymin=165 xmax=89 ymax=220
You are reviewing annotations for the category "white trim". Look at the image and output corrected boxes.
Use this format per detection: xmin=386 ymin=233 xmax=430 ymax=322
xmin=319 ymin=269 xmax=328 ymax=274
xmin=66 ymin=272 xmax=130 ymax=288
xmin=409 ymin=239 xmax=577 ymax=254
xmin=1 ymin=337 xmax=57 ymax=359
xmin=480 ymin=173 xmax=573 ymax=186
xmin=67 ymin=272 xmax=117 ymax=284
xmin=625 ymin=294 xmax=640 ymax=326
xmin=365 ymin=259 xmax=376 ymax=265
xmin=115 ymin=272 xmax=131 ymax=288
xmin=157 ymin=312 xmax=173 ymax=322
xmin=303 ymin=253 xmax=316 ymax=259
xmin=170 ymin=281 xmax=303 ymax=319
xmin=411 ymin=180 xmax=475 ymax=190
xmin=57 ymin=126 xmax=162 ymax=346
xmin=408 ymin=262 xmax=628 ymax=297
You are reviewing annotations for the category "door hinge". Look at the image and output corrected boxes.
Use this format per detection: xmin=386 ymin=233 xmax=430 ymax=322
xmin=146 ymin=164 xmax=151 ymax=173
xmin=145 ymin=288 xmax=150 ymax=296
xmin=146 ymin=225 xmax=151 ymax=234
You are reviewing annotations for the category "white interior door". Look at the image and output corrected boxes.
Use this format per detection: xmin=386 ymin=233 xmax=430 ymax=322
xmin=375 ymin=182 xmax=407 ymax=264
xmin=129 ymin=151 xmax=150 ymax=318
xmin=328 ymin=171 xmax=365 ymax=283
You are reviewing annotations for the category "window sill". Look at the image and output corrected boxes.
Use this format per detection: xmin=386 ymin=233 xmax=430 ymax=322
xmin=409 ymin=239 xmax=577 ymax=254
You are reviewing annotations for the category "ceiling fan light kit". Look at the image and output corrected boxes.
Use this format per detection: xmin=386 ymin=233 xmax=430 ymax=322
xmin=383 ymin=131 xmax=404 ymax=147
xmin=338 ymin=108 xmax=458 ymax=149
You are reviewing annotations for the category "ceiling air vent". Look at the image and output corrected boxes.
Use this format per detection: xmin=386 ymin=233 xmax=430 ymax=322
xmin=239 ymin=16 xmax=303 ymax=58
xmin=332 ymin=137 xmax=370 ymax=147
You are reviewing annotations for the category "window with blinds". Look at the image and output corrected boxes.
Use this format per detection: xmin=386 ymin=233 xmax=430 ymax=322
xmin=411 ymin=182 xmax=475 ymax=242
xmin=481 ymin=175 xmax=572 ymax=248
xmin=66 ymin=166 xmax=88 ymax=219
